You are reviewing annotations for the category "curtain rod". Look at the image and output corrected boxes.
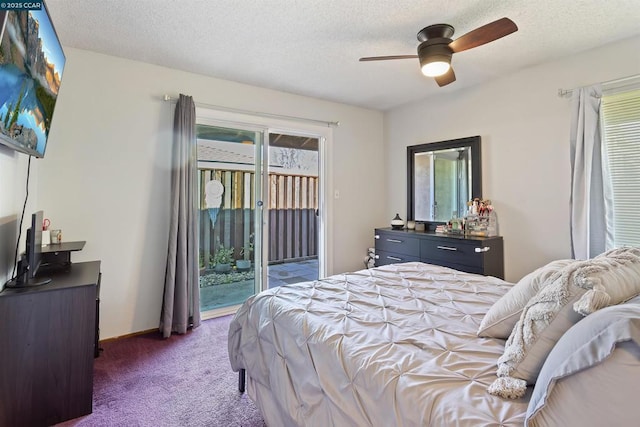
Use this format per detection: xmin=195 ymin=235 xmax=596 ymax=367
xmin=557 ymin=74 xmax=640 ymax=98
xmin=163 ymin=95 xmax=340 ymax=127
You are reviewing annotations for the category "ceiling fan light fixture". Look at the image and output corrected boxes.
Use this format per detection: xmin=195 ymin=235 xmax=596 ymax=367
xmin=421 ymin=61 xmax=450 ymax=77
xmin=418 ymin=41 xmax=452 ymax=77
xmin=360 ymin=17 xmax=517 ymax=86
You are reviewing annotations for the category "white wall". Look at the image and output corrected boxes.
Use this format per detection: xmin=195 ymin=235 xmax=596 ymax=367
xmin=30 ymin=48 xmax=385 ymax=339
xmin=385 ymin=35 xmax=640 ymax=283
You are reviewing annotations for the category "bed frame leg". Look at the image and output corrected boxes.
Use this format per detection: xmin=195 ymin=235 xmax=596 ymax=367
xmin=238 ymin=368 xmax=246 ymax=393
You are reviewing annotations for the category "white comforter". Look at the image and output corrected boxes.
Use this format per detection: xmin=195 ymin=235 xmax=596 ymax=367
xmin=228 ymin=262 xmax=530 ymax=426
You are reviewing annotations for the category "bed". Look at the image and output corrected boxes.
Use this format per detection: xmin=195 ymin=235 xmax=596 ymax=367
xmin=228 ymin=259 xmax=640 ymax=426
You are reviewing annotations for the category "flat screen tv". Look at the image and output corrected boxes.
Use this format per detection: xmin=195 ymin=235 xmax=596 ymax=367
xmin=0 ymin=1 xmax=65 ymax=158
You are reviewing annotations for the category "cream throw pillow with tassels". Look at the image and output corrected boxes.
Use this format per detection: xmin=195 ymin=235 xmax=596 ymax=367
xmin=488 ymin=247 xmax=640 ymax=399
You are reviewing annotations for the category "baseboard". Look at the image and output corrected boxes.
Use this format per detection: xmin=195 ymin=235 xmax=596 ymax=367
xmin=99 ymin=328 xmax=159 ymax=344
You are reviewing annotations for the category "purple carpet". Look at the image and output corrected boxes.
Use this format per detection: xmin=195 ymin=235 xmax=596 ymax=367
xmin=56 ymin=315 xmax=265 ymax=427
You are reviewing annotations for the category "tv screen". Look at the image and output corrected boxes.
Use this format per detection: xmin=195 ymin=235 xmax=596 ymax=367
xmin=0 ymin=2 xmax=65 ymax=158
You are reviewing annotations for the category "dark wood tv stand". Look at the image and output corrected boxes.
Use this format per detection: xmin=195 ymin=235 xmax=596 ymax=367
xmin=0 ymin=260 xmax=101 ymax=426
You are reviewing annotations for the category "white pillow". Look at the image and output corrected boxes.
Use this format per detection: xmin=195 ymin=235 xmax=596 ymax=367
xmin=574 ymin=246 xmax=640 ymax=314
xmin=525 ymin=298 xmax=640 ymax=426
xmin=488 ymin=246 xmax=640 ymax=399
xmin=477 ymin=260 xmax=574 ymax=338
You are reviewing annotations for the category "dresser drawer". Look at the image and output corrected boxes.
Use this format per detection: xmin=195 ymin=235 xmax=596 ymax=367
xmin=425 ymin=257 xmax=485 ymax=275
xmin=374 ymin=249 xmax=421 ymax=266
xmin=420 ymin=238 xmax=484 ymax=267
xmin=375 ymin=232 xmax=420 ymax=256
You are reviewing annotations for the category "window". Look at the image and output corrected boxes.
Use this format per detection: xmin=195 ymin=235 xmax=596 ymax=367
xmin=601 ymin=88 xmax=640 ymax=247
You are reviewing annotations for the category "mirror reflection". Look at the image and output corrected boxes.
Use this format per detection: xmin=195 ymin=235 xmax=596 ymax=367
xmin=414 ymin=147 xmax=471 ymax=221
xmin=408 ymin=136 xmax=481 ymax=224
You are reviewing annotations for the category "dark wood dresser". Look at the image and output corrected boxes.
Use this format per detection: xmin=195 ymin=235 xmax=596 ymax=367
xmin=374 ymin=228 xmax=504 ymax=279
xmin=0 ymin=261 xmax=101 ymax=427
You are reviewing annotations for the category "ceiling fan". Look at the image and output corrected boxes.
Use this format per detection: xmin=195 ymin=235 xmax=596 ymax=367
xmin=359 ymin=17 xmax=518 ymax=87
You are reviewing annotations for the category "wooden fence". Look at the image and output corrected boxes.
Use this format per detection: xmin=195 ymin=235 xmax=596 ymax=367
xmin=199 ymin=169 xmax=318 ymax=265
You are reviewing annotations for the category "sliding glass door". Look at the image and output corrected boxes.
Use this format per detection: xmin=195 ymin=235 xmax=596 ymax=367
xmin=196 ymin=122 xmax=265 ymax=316
xmin=265 ymin=132 xmax=321 ymax=288
xmin=194 ymin=108 xmax=330 ymax=318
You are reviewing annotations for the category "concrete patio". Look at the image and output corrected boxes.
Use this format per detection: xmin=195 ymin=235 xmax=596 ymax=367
xmin=200 ymin=258 xmax=319 ymax=312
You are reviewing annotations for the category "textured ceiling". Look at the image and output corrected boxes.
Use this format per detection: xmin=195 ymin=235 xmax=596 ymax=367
xmin=46 ymin=0 xmax=640 ymax=111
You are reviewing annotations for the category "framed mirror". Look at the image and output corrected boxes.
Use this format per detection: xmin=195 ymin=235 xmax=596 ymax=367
xmin=407 ymin=136 xmax=481 ymax=226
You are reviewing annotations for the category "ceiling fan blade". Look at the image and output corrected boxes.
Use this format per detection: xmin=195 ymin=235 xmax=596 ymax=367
xmin=449 ymin=17 xmax=517 ymax=53
xmin=359 ymin=55 xmax=419 ymax=62
xmin=435 ymin=67 xmax=456 ymax=87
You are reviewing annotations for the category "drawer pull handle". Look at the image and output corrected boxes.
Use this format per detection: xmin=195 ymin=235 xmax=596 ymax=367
xmin=387 ymin=256 xmax=402 ymax=261
xmin=475 ymin=246 xmax=491 ymax=253
xmin=437 ymin=245 xmax=458 ymax=251
xmin=375 ymin=235 xmax=380 ymax=239
xmin=386 ymin=239 xmax=403 ymax=243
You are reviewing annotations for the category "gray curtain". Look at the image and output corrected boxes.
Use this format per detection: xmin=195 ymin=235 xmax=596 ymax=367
xmin=569 ymin=85 xmax=612 ymax=259
xmin=160 ymin=94 xmax=201 ymax=338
